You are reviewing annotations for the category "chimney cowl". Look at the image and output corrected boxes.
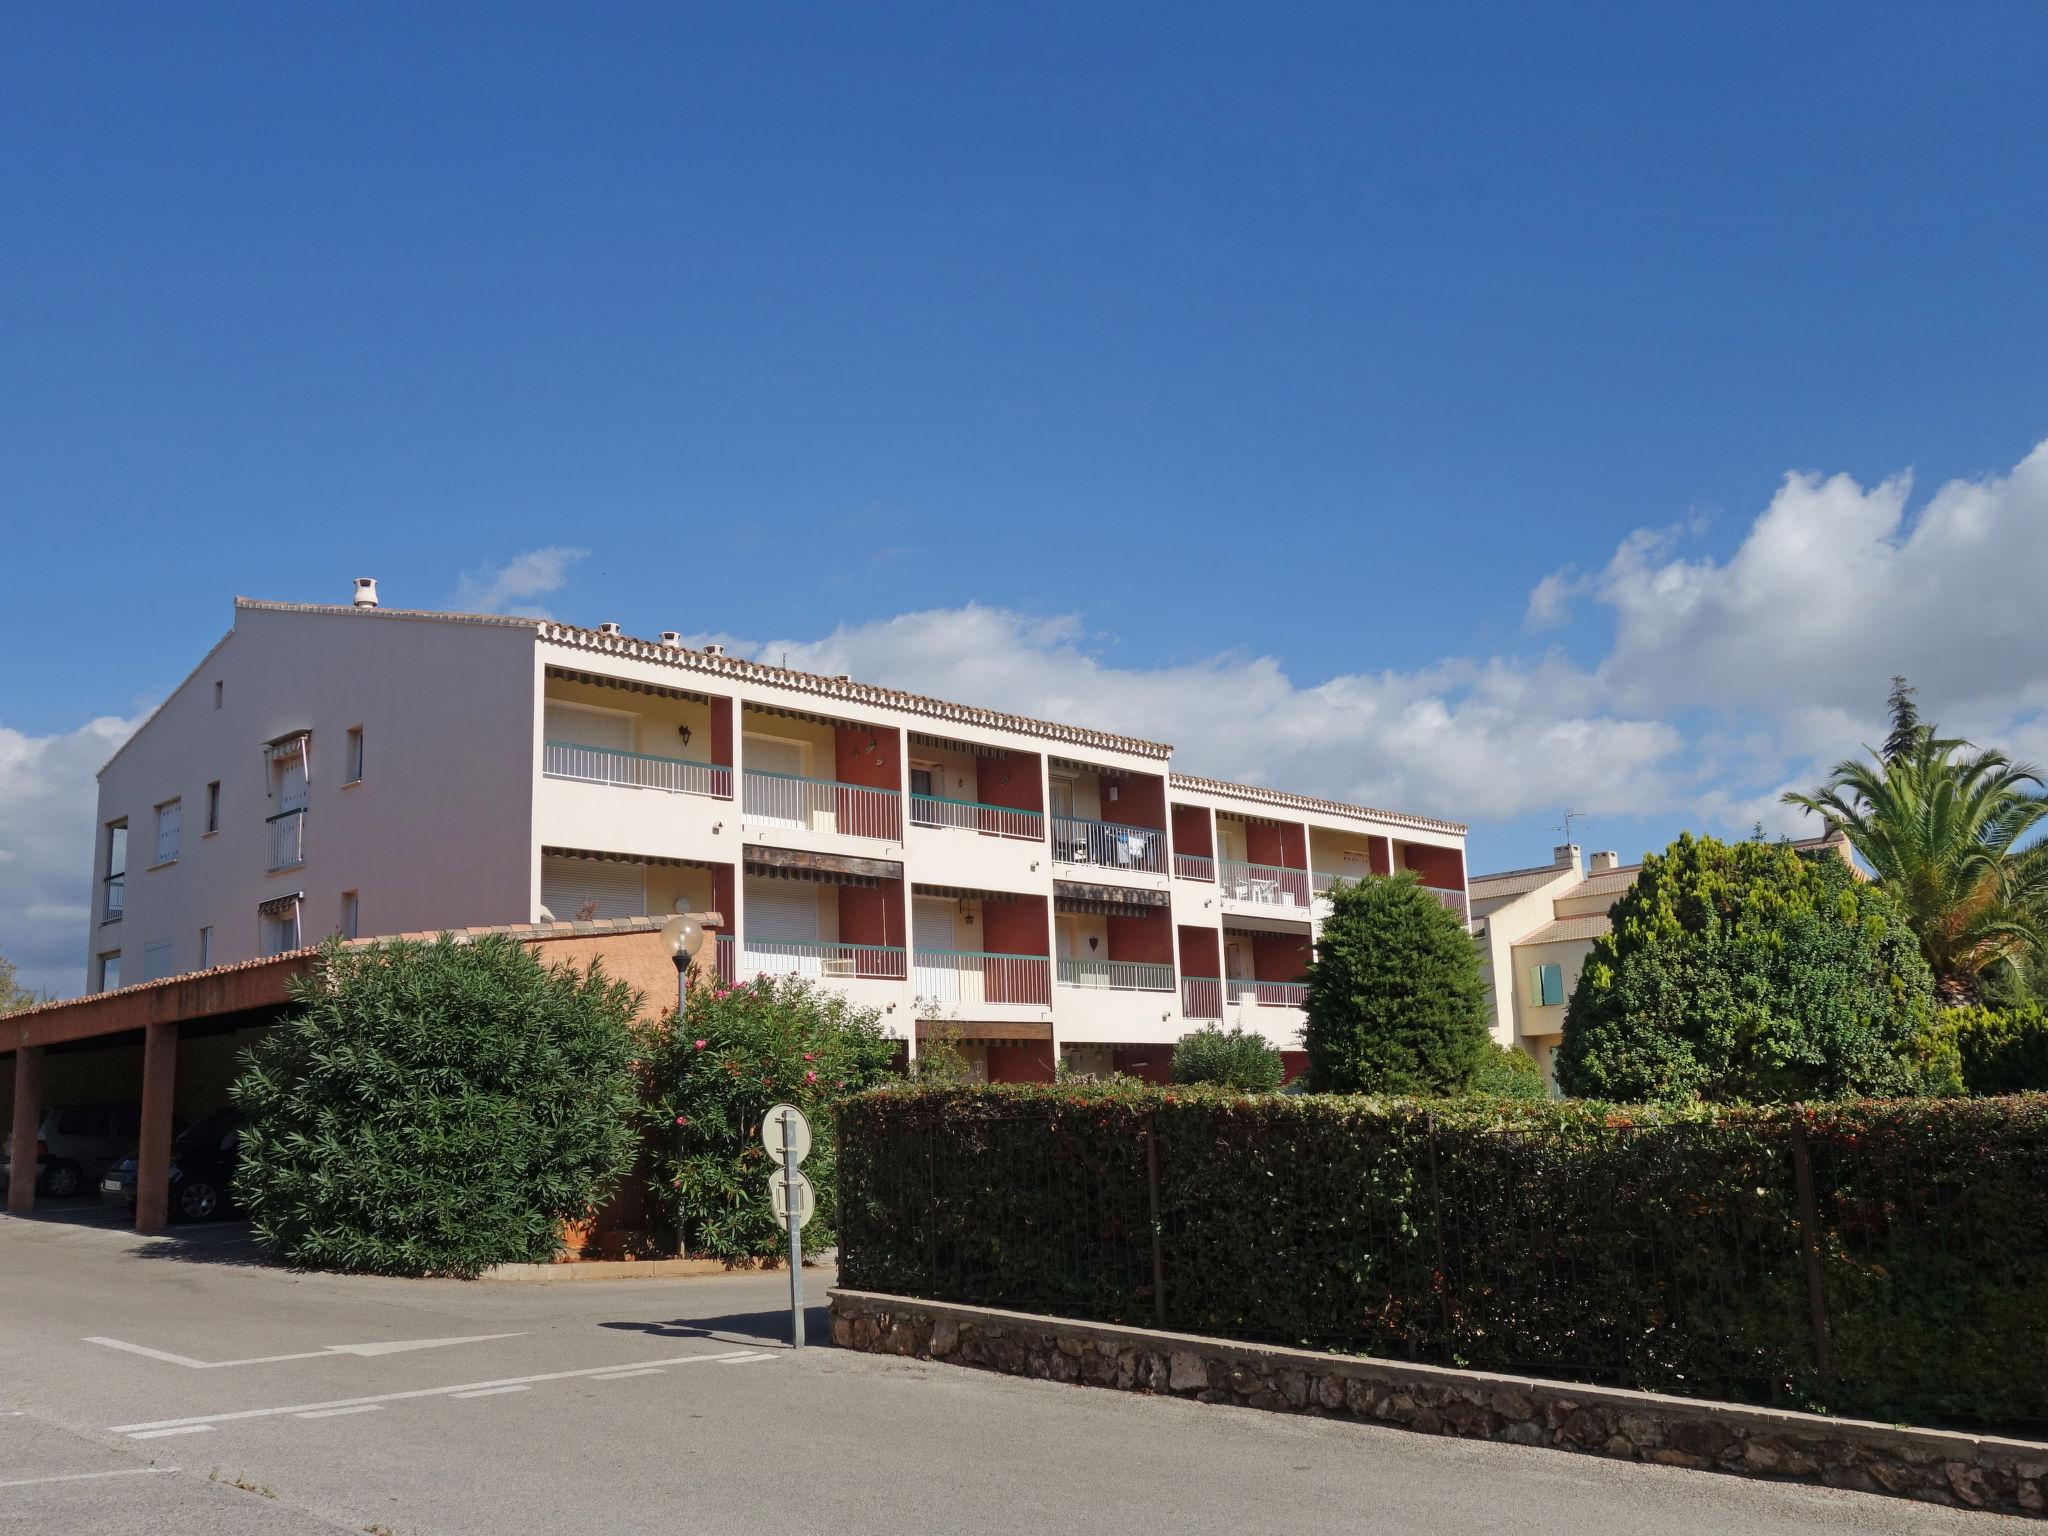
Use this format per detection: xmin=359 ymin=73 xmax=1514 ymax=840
xmin=1553 ymin=842 xmax=1581 ymax=870
xmin=702 ymin=642 xmax=725 ymax=657
xmin=352 ymin=577 xmax=379 ymax=609
xmin=597 ymin=622 xmax=622 ymax=637
xmin=1591 ymin=850 xmax=1620 ymax=872
xmin=659 ymin=631 xmax=682 ymax=647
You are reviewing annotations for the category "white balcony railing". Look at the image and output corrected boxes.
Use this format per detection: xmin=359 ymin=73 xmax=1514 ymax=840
xmin=913 ymin=949 xmax=1052 ymax=1007
xmin=742 ymin=938 xmax=908 ymax=981
xmin=1227 ymin=977 xmax=1309 ymax=1009
xmin=1056 ymin=957 xmax=1174 ymax=992
xmin=1180 ymin=975 xmax=1223 ymax=1018
xmin=743 ymin=770 xmax=903 ymax=841
xmin=1050 ymin=816 xmax=1167 ymax=874
xmin=1425 ymin=885 xmax=1471 ymax=925
xmin=1312 ymin=869 xmax=1352 ymax=895
xmin=268 ymin=809 xmax=305 ymax=871
xmin=1216 ymin=860 xmax=1311 ymax=908
xmin=102 ymin=875 xmax=125 ymax=921
xmin=544 ymin=740 xmax=732 ymax=799
xmin=715 ymin=933 xmax=735 ymax=986
xmin=908 ymin=793 xmax=1043 ymax=841
xmin=1174 ymin=852 xmax=1215 ymax=882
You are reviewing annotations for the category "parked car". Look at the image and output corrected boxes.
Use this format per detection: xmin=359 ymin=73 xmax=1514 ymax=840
xmin=99 ymin=1106 xmax=243 ymax=1222
xmin=0 ymin=1103 xmax=146 ymax=1198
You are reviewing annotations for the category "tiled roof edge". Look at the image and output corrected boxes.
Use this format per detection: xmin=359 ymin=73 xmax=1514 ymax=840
xmin=1168 ymin=772 xmax=1467 ymax=836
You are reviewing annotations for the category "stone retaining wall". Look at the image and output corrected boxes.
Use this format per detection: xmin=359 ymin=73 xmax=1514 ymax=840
xmin=830 ymin=1289 xmax=2047 ymax=1518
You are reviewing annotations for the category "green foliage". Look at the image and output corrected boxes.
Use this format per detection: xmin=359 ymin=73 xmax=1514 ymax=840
xmin=1555 ymin=834 xmax=1934 ymax=1103
xmin=642 ymin=973 xmax=899 ymax=1262
xmin=839 ymin=1084 xmax=2048 ymax=1427
xmin=1466 ymin=1041 xmax=1547 ymax=1100
xmin=232 ymin=936 xmax=640 ymax=1278
xmin=1918 ymin=1004 xmax=2048 ymax=1096
xmin=1302 ymin=874 xmax=1489 ymax=1095
xmin=0 ymin=947 xmax=44 ymax=1015
xmin=1170 ymin=1025 xmax=1285 ymax=1092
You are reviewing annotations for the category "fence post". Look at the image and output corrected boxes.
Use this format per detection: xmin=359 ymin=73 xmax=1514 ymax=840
xmin=1423 ymin=1111 xmax=1454 ymax=1355
xmin=1145 ymin=1112 xmax=1167 ymax=1328
xmin=1788 ymin=1119 xmax=1834 ymax=1387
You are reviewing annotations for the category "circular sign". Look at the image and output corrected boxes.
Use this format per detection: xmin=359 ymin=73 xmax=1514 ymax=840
xmin=760 ymin=1103 xmax=812 ymax=1167
xmin=768 ymin=1169 xmax=817 ymax=1229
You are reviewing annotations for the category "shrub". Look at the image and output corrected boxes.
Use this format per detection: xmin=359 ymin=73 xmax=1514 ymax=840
xmin=1556 ymin=834 xmax=1934 ymax=1103
xmin=1302 ymin=874 xmax=1489 ymax=1094
xmin=838 ymin=1084 xmax=2048 ymax=1428
xmin=642 ymin=973 xmax=899 ymax=1262
xmin=233 ymin=936 xmax=640 ymax=1278
xmin=1170 ymin=1025 xmax=1285 ymax=1092
xmin=1466 ymin=1041 xmax=1547 ymax=1099
xmin=1920 ymin=1003 xmax=2048 ymax=1096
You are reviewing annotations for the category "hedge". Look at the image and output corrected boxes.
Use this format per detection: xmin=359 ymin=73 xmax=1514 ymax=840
xmin=837 ymin=1086 xmax=2048 ymax=1429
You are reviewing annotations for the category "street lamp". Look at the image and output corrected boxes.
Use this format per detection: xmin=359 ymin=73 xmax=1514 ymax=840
xmin=659 ymin=911 xmax=708 ymax=1018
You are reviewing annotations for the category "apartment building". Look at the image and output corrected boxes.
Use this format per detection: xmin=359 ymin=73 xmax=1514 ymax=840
xmin=1470 ymin=831 xmax=1854 ymax=1083
xmin=86 ymin=583 xmax=1470 ymax=1082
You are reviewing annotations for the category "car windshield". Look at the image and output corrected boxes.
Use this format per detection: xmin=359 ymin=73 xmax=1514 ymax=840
xmin=174 ymin=1108 xmax=239 ymax=1149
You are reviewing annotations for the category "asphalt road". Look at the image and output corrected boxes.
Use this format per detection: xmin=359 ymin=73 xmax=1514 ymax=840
xmin=0 ymin=1203 xmax=2012 ymax=1535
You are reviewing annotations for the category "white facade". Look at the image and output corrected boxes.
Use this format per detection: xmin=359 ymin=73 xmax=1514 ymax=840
xmin=88 ymin=593 xmax=1470 ymax=1080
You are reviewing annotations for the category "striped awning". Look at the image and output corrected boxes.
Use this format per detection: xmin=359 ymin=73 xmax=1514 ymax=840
xmin=263 ymin=733 xmax=309 ymax=763
xmin=257 ymin=891 xmax=303 ymax=918
xmin=911 ymin=883 xmax=1030 ymax=904
xmin=544 ymin=666 xmax=712 ymax=706
xmin=540 ymin=845 xmax=715 ymax=871
xmin=909 ymin=731 xmax=1016 ymax=760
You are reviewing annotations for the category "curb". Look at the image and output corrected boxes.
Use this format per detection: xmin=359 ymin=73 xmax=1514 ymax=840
xmin=478 ymin=1257 xmax=760 ymax=1283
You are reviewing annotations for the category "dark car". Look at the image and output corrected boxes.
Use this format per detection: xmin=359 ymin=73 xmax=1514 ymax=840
xmin=100 ymin=1106 xmax=243 ymax=1222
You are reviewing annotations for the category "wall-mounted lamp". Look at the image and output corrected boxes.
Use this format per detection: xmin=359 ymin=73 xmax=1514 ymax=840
xmin=677 ymin=725 xmax=693 ymax=746
xmin=1088 ymin=935 xmax=1100 ymax=952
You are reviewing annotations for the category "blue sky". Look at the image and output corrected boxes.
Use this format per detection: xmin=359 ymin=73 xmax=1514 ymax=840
xmin=5 ymin=5 xmax=2048 ymax=994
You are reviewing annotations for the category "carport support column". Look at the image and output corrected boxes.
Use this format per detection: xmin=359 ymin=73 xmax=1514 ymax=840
xmin=134 ymin=1021 xmax=179 ymax=1234
xmin=7 ymin=1045 xmax=42 ymax=1214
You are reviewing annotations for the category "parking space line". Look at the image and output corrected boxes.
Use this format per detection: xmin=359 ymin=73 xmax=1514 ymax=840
xmin=0 ymin=1467 xmax=178 ymax=1490
xmin=717 ymin=1353 xmax=781 ymax=1365
xmin=297 ymin=1405 xmax=383 ymax=1420
xmin=451 ymin=1386 xmax=529 ymax=1400
xmin=109 ymin=1348 xmax=770 ymax=1435
xmin=591 ymin=1368 xmax=665 ymax=1381
xmin=128 ymin=1425 xmax=214 ymax=1440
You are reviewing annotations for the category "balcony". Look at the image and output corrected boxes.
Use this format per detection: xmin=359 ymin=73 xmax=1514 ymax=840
xmin=268 ymin=808 xmax=305 ymax=872
xmin=1424 ymin=885 xmax=1470 ymax=924
xmin=743 ymin=770 xmax=902 ymax=841
xmin=909 ymin=793 xmax=1043 ymax=841
xmin=1217 ymin=860 xmax=1310 ymax=909
xmin=1227 ymin=977 xmax=1308 ymax=1008
xmin=913 ymin=949 xmax=1052 ymax=1007
xmin=741 ymin=938 xmax=908 ymax=981
xmin=1050 ymin=816 xmax=1166 ymax=875
xmin=101 ymin=875 xmax=124 ymax=922
xmin=1174 ymin=852 xmax=1214 ymax=882
xmin=544 ymin=740 xmax=732 ymax=799
xmin=1056 ymin=957 xmax=1173 ymax=992
xmin=715 ymin=933 xmax=735 ymax=985
xmin=1181 ymin=975 xmax=1222 ymax=1018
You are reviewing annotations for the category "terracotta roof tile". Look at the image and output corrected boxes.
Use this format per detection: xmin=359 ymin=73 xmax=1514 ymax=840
xmin=1167 ymin=773 xmax=1466 ymax=836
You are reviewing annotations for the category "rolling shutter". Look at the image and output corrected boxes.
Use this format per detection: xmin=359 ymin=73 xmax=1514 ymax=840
xmin=545 ymin=705 xmax=633 ymax=752
xmin=540 ymin=855 xmax=646 ymax=921
xmin=743 ymin=876 xmax=821 ymax=940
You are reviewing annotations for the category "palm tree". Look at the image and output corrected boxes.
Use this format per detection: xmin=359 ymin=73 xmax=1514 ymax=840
xmin=1783 ymin=723 xmax=2048 ymax=1003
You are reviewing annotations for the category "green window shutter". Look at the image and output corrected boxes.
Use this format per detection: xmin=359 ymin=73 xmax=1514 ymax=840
xmin=1539 ymin=964 xmax=1564 ymax=1007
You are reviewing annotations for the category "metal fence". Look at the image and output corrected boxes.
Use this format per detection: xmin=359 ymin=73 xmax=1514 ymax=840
xmin=1225 ymin=978 xmax=1307 ymax=1008
xmin=913 ymin=949 xmax=1053 ymax=1007
xmin=544 ymin=740 xmax=732 ymax=798
xmin=1050 ymin=816 xmax=1167 ymax=874
xmin=1216 ymin=860 xmax=1311 ymax=908
xmin=742 ymin=770 xmax=903 ymax=841
xmin=909 ymin=794 xmax=1043 ymax=841
xmin=741 ymin=938 xmax=908 ymax=980
xmin=1180 ymin=976 xmax=1223 ymax=1019
xmin=267 ymin=808 xmax=305 ymax=871
xmin=1056 ymin=957 xmax=1174 ymax=992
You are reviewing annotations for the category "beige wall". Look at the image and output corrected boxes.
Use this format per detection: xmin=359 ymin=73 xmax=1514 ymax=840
xmin=545 ymin=677 xmax=716 ymax=765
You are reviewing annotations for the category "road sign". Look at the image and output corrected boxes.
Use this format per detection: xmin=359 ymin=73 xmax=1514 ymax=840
xmin=761 ymin=1104 xmax=811 ymax=1167
xmin=768 ymin=1169 xmax=816 ymax=1228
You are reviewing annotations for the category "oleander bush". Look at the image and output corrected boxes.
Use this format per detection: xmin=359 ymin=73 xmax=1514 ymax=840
xmin=838 ymin=1084 xmax=2048 ymax=1428
xmin=233 ymin=935 xmax=641 ymax=1278
xmin=642 ymin=973 xmax=899 ymax=1262
xmin=1465 ymin=1041 xmax=1548 ymax=1099
xmin=1170 ymin=1025 xmax=1285 ymax=1092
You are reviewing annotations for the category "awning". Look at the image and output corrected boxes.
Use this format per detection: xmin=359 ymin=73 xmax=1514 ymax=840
xmin=264 ymin=733 xmax=309 ymax=763
xmin=541 ymin=845 xmax=716 ymax=871
xmin=743 ymin=843 xmax=902 ymax=886
xmin=912 ymin=883 xmax=1031 ymax=904
xmin=909 ymin=731 xmax=1018 ymax=761
xmin=545 ymin=665 xmax=711 ymax=706
xmin=257 ymin=891 xmax=303 ymax=918
xmin=1053 ymin=880 xmax=1169 ymax=917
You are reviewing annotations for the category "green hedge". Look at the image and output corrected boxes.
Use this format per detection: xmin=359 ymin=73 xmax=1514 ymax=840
xmin=837 ymin=1086 xmax=2048 ymax=1428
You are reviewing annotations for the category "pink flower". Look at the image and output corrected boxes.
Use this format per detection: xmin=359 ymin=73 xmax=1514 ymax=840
xmin=675 ymin=1115 xmax=690 ymax=1125
xmin=805 ymin=1070 xmax=818 ymax=1083
xmin=802 ymin=1052 xmax=815 ymax=1062
xmin=693 ymin=1039 xmax=708 ymax=1050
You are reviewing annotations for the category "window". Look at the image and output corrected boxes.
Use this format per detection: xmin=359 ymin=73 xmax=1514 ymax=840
xmin=102 ymin=821 xmax=127 ymax=921
xmin=96 ymin=951 xmax=121 ymax=991
xmin=154 ymin=799 xmax=181 ymax=865
xmin=213 ymin=679 xmax=223 ymax=710
xmin=261 ymin=899 xmax=302 ymax=957
xmin=198 ymin=926 xmax=213 ymax=968
xmin=909 ymin=764 xmax=940 ymax=826
xmin=142 ymin=938 xmax=174 ymax=982
xmin=205 ymin=780 xmax=220 ymax=833
xmin=345 ymin=726 xmax=364 ymax=783
xmin=340 ymin=891 xmax=359 ymax=940
xmin=1530 ymin=963 xmax=1565 ymax=1008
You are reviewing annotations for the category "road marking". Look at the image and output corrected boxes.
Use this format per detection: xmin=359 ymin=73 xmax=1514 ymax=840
xmin=83 ymin=1333 xmax=525 ymax=1370
xmin=296 ymin=1405 xmax=384 ymax=1420
xmin=451 ymin=1386 xmax=529 ymax=1400
xmin=110 ymin=1349 xmax=774 ymax=1435
xmin=717 ymin=1352 xmax=780 ymax=1364
xmin=127 ymin=1425 xmax=215 ymax=1440
xmin=591 ymin=1368 xmax=665 ymax=1381
xmin=0 ymin=1466 xmax=178 ymax=1490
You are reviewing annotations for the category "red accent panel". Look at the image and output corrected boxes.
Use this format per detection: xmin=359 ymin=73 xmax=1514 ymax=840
xmin=1279 ymin=1050 xmax=1309 ymax=1085
xmin=1401 ymin=843 xmax=1465 ymax=890
xmin=709 ymin=698 xmax=734 ymax=771
xmin=976 ymin=751 xmax=1043 ymax=813
xmin=1104 ymin=773 xmax=1166 ymax=831
xmin=711 ymin=864 xmax=735 ymax=932
xmin=1107 ymin=908 xmax=1173 ymax=965
xmin=1177 ymin=922 xmax=1221 ymax=975
xmin=987 ymin=1043 xmax=1056 ymax=1083
xmin=1252 ymin=932 xmax=1311 ymax=982
xmin=982 ymin=894 xmax=1049 ymax=958
xmin=834 ymin=722 xmax=901 ymax=791
xmin=1112 ymin=1046 xmax=1173 ymax=1085
xmin=1370 ymin=838 xmax=1393 ymax=876
xmin=1170 ymin=803 xmax=1214 ymax=857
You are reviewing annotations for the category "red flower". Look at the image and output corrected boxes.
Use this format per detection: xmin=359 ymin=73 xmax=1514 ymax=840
xmin=805 ymin=1070 xmax=818 ymax=1083
xmin=675 ymin=1115 xmax=690 ymax=1125
xmin=693 ymin=1039 xmax=708 ymax=1050
xmin=802 ymin=1052 xmax=815 ymax=1062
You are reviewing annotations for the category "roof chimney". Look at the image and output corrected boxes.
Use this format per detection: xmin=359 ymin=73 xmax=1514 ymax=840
xmin=1553 ymin=843 xmax=1581 ymax=871
xmin=659 ymin=631 xmax=682 ymax=648
xmin=702 ymin=642 xmax=725 ymax=657
xmin=352 ymin=577 xmax=378 ymax=609
xmin=1591 ymin=850 xmax=1619 ymax=872
xmin=597 ymin=622 xmax=622 ymax=637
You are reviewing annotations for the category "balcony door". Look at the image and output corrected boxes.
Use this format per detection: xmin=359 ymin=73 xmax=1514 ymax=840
xmin=912 ymin=897 xmax=964 ymax=1003
xmin=744 ymin=876 xmax=822 ymax=976
xmin=744 ymin=734 xmax=810 ymax=828
xmin=546 ymin=703 xmax=633 ymax=753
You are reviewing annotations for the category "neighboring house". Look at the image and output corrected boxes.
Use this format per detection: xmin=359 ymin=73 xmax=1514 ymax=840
xmin=1470 ymin=831 xmax=1856 ymax=1084
xmin=84 ymin=581 xmax=1470 ymax=1083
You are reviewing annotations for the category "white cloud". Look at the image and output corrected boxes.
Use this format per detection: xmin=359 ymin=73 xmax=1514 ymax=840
xmin=0 ymin=712 xmax=151 ymax=1001
xmin=453 ymin=546 xmax=589 ymax=618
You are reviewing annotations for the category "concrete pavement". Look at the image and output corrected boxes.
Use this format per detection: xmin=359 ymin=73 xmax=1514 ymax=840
xmin=0 ymin=1204 xmax=2008 ymax=1535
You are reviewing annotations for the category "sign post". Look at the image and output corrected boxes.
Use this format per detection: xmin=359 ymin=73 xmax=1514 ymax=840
xmin=761 ymin=1103 xmax=814 ymax=1349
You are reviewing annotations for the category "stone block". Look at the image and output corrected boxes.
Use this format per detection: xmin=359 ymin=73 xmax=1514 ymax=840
xmin=1168 ymin=1350 xmax=1209 ymax=1392
xmin=929 ymin=1319 xmax=959 ymax=1357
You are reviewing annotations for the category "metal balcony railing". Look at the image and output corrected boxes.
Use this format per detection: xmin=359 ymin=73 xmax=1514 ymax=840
xmin=1227 ymin=977 xmax=1309 ymax=1008
xmin=1056 ymin=957 xmax=1174 ymax=992
xmin=1180 ymin=975 xmax=1223 ymax=1018
xmin=1216 ymin=859 xmax=1311 ymax=908
xmin=715 ymin=933 xmax=735 ymax=986
xmin=908 ymin=793 xmax=1044 ymax=841
xmin=1174 ymin=852 xmax=1215 ymax=882
xmin=102 ymin=875 xmax=125 ymax=921
xmin=743 ymin=770 xmax=902 ymax=841
xmin=544 ymin=740 xmax=732 ymax=799
xmin=741 ymin=938 xmax=908 ymax=981
xmin=912 ymin=949 xmax=1052 ymax=1007
xmin=1425 ymin=885 xmax=1471 ymax=925
xmin=1312 ymin=869 xmax=1354 ymax=895
xmin=1049 ymin=816 xmax=1166 ymax=874
xmin=268 ymin=808 xmax=305 ymax=871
